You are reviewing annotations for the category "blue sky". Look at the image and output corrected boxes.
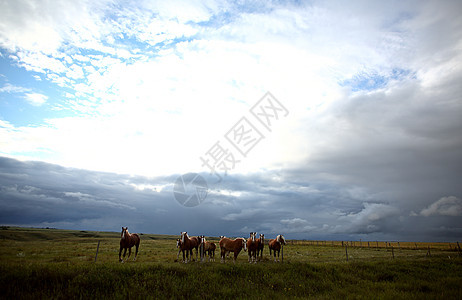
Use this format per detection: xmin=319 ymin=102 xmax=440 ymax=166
xmin=1 ymin=0 xmax=461 ymax=241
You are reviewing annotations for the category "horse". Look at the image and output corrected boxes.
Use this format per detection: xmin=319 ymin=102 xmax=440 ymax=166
xmin=179 ymin=232 xmax=200 ymax=263
xmin=119 ymin=227 xmax=140 ymax=262
xmin=219 ymin=237 xmax=247 ymax=263
xmin=176 ymin=238 xmax=183 ymax=260
xmin=200 ymin=236 xmax=217 ymax=261
xmin=246 ymin=232 xmax=258 ymax=263
xmin=219 ymin=235 xmax=231 ymax=258
xmin=268 ymin=234 xmax=286 ymax=262
xmin=256 ymin=233 xmax=265 ymax=261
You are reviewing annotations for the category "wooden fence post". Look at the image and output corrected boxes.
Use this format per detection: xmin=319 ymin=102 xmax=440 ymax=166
xmin=345 ymin=244 xmax=348 ymax=262
xmin=200 ymin=240 xmax=205 ymax=262
xmin=281 ymin=245 xmax=284 ymax=263
xmin=94 ymin=240 xmax=100 ymax=262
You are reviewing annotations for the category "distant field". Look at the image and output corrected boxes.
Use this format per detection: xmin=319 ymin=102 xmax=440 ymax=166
xmin=1 ymin=227 xmax=461 ymax=299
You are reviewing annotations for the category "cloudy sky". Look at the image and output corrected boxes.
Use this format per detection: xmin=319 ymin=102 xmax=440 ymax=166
xmin=1 ymin=0 xmax=461 ymax=242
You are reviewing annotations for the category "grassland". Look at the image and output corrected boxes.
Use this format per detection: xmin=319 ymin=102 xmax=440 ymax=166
xmin=0 ymin=227 xmax=461 ymax=299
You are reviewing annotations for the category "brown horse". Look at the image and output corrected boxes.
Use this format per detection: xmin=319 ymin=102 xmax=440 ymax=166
xmin=200 ymin=236 xmax=216 ymax=261
xmin=219 ymin=237 xmax=247 ymax=263
xmin=268 ymin=234 xmax=286 ymax=262
xmin=256 ymin=233 xmax=265 ymax=261
xmin=179 ymin=232 xmax=200 ymax=262
xmin=176 ymin=238 xmax=183 ymax=260
xmin=119 ymin=227 xmax=140 ymax=262
xmin=246 ymin=232 xmax=258 ymax=263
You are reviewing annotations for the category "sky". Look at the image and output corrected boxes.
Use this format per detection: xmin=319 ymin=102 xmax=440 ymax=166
xmin=0 ymin=0 xmax=461 ymax=242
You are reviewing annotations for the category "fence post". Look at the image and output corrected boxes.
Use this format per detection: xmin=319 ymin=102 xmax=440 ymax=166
xmin=345 ymin=244 xmax=348 ymax=262
xmin=281 ymin=245 xmax=284 ymax=263
xmin=392 ymin=246 xmax=394 ymax=259
xmin=200 ymin=241 xmax=205 ymax=262
xmin=94 ymin=240 xmax=100 ymax=262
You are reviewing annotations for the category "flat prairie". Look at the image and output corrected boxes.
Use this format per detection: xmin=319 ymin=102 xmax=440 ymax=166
xmin=1 ymin=227 xmax=461 ymax=299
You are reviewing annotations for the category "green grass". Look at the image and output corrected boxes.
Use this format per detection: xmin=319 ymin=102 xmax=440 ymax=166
xmin=0 ymin=227 xmax=461 ymax=299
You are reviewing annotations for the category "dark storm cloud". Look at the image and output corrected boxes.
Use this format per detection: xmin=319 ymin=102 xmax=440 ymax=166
xmin=1 ymin=146 xmax=461 ymax=242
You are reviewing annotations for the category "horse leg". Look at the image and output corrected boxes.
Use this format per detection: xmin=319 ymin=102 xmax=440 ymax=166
xmin=134 ymin=244 xmax=139 ymax=261
xmin=119 ymin=246 xmax=123 ymax=262
xmin=277 ymin=250 xmax=280 ymax=262
xmin=221 ymin=249 xmax=225 ymax=263
xmin=122 ymin=248 xmax=127 ymax=262
xmin=127 ymin=247 xmax=132 ymax=260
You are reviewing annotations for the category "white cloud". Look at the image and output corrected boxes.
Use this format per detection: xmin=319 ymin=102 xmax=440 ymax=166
xmin=222 ymin=208 xmax=264 ymax=221
xmin=419 ymin=196 xmax=462 ymax=217
xmin=335 ymin=203 xmax=399 ymax=234
xmin=0 ymin=83 xmax=30 ymax=93
xmin=24 ymin=93 xmax=48 ymax=106
xmin=279 ymin=218 xmax=317 ymax=233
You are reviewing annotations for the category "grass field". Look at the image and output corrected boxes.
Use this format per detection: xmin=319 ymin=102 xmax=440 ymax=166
xmin=0 ymin=227 xmax=461 ymax=299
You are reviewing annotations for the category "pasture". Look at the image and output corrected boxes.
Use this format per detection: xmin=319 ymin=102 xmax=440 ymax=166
xmin=0 ymin=227 xmax=461 ymax=299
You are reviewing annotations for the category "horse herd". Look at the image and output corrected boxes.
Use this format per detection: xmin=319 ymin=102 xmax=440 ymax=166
xmin=176 ymin=232 xmax=287 ymax=263
xmin=118 ymin=227 xmax=286 ymax=263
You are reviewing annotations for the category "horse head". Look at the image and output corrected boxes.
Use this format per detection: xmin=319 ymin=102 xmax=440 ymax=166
xmin=181 ymin=232 xmax=187 ymax=244
xmin=121 ymin=227 xmax=129 ymax=239
xmin=277 ymin=234 xmax=286 ymax=245
xmin=200 ymin=235 xmax=206 ymax=245
xmin=249 ymin=232 xmax=257 ymax=243
xmin=260 ymin=233 xmax=265 ymax=242
xmin=242 ymin=238 xmax=247 ymax=251
xmin=176 ymin=238 xmax=181 ymax=248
